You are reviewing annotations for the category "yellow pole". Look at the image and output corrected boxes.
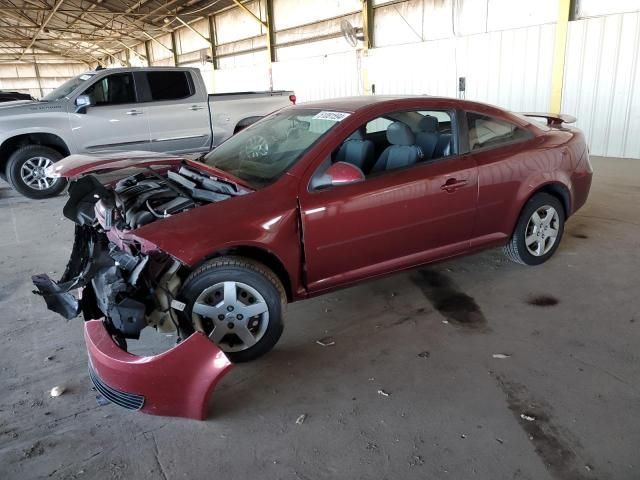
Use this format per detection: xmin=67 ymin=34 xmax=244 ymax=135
xmin=550 ymin=0 xmax=571 ymax=114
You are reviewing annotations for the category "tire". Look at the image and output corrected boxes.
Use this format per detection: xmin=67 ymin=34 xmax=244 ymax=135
xmin=179 ymin=256 xmax=286 ymax=363
xmin=6 ymin=145 xmax=67 ymax=199
xmin=503 ymin=192 xmax=565 ymax=266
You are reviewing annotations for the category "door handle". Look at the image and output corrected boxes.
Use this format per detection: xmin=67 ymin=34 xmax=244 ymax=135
xmin=189 ymin=105 xmax=205 ymax=111
xmin=440 ymin=178 xmax=468 ymax=193
xmin=125 ymin=109 xmax=143 ymax=116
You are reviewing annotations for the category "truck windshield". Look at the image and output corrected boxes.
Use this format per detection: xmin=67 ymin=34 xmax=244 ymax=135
xmin=204 ymin=108 xmax=349 ymax=188
xmin=42 ymin=73 xmax=95 ymax=101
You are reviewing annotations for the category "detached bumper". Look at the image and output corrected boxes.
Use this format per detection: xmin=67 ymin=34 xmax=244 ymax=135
xmin=85 ymin=320 xmax=232 ymax=420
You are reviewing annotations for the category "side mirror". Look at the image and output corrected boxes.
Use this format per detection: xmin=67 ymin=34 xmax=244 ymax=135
xmin=311 ymin=161 xmax=365 ymax=190
xmin=75 ymin=94 xmax=93 ymax=114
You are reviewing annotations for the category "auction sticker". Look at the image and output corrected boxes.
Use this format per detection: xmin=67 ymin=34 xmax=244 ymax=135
xmin=312 ymin=111 xmax=351 ymax=121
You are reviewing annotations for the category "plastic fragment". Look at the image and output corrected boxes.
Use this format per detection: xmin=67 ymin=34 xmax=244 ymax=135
xmin=377 ymin=389 xmax=390 ymax=397
xmin=492 ymin=353 xmax=511 ymax=359
xmin=520 ymin=413 xmax=536 ymax=422
xmin=50 ymin=386 xmax=65 ymax=397
xmin=316 ymin=337 xmax=335 ymax=347
xmin=295 ymin=414 xmax=307 ymax=425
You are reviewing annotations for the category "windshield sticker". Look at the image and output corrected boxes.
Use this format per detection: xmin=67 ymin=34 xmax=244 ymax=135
xmin=312 ymin=111 xmax=351 ymax=122
xmin=79 ymin=74 xmax=94 ymax=81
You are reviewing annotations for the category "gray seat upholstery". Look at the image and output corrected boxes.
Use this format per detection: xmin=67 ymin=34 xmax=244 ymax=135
xmin=371 ymin=122 xmax=422 ymax=173
xmin=415 ymin=115 xmax=440 ymax=160
xmin=416 ymin=115 xmax=452 ymax=159
xmin=335 ymin=127 xmax=375 ymax=171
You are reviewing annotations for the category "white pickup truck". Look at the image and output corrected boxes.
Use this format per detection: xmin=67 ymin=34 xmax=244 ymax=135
xmin=0 ymin=67 xmax=294 ymax=198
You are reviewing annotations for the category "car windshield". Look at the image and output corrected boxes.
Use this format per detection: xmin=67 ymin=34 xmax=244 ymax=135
xmin=42 ymin=73 xmax=95 ymax=101
xmin=204 ymin=108 xmax=350 ymax=187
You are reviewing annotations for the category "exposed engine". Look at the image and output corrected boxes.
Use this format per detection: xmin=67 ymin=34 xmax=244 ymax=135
xmin=96 ymin=165 xmax=242 ymax=230
xmin=34 ymin=163 xmax=246 ymax=344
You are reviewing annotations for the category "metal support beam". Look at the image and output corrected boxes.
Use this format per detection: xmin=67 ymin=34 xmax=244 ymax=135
xmin=231 ymin=0 xmax=266 ymax=27
xmin=550 ymin=0 xmax=571 ymax=114
xmin=144 ymin=40 xmax=152 ymax=66
xmin=18 ymin=0 xmax=66 ymax=61
xmin=362 ymin=0 xmax=374 ymax=49
xmin=33 ymin=49 xmax=44 ymax=97
xmin=265 ymin=0 xmax=276 ymax=63
xmin=143 ymin=31 xmax=173 ymax=53
xmin=170 ymin=31 xmax=179 ymax=66
xmin=207 ymin=15 xmax=217 ymax=70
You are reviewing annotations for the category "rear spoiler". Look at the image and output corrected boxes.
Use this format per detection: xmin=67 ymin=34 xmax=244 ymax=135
xmin=520 ymin=112 xmax=576 ymax=127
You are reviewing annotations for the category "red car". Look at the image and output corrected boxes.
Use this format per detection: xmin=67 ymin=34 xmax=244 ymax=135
xmin=34 ymin=96 xmax=592 ymax=419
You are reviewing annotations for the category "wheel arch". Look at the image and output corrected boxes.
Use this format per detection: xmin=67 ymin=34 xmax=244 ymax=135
xmin=191 ymin=245 xmax=294 ymax=302
xmin=508 ymin=181 xmax=571 ymax=238
xmin=0 ymin=133 xmax=70 ymax=172
xmin=233 ymin=116 xmax=263 ymax=134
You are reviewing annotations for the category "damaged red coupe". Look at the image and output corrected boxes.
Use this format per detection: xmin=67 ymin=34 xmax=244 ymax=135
xmin=33 ymin=96 xmax=592 ymax=419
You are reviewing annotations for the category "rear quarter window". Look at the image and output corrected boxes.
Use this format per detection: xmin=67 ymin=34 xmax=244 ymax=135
xmin=146 ymin=71 xmax=193 ymax=101
xmin=467 ymin=112 xmax=532 ymax=150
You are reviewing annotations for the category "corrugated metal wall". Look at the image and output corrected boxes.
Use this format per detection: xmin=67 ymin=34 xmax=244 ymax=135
xmin=562 ymin=12 xmax=640 ymax=158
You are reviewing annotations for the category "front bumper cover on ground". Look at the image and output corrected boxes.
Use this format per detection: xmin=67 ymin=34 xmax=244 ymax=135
xmin=85 ymin=320 xmax=232 ymax=420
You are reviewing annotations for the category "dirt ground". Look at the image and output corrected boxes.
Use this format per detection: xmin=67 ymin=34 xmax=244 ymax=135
xmin=0 ymin=156 xmax=638 ymax=480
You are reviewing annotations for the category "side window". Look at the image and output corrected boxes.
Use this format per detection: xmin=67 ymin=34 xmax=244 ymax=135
xmin=467 ymin=113 xmax=531 ymax=150
xmin=146 ymin=71 xmax=193 ymax=101
xmin=316 ymin=109 xmax=455 ymax=183
xmin=366 ymin=117 xmax=393 ymax=134
xmin=83 ymin=73 xmax=136 ymax=106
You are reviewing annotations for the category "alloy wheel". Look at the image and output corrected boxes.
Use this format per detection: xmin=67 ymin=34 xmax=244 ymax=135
xmin=20 ymin=156 xmax=56 ymax=190
xmin=524 ymin=205 xmax=560 ymax=256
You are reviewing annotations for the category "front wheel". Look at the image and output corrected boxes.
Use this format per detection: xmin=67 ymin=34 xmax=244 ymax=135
xmin=503 ymin=192 xmax=565 ymax=265
xmin=6 ymin=145 xmax=67 ymax=199
xmin=179 ymin=256 xmax=286 ymax=363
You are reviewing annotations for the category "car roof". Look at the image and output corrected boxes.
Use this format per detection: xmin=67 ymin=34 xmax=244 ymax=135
xmin=294 ymin=95 xmax=534 ymax=128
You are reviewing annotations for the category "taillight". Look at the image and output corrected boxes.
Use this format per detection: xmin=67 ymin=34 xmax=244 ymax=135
xmin=289 ymin=94 xmax=296 ymax=104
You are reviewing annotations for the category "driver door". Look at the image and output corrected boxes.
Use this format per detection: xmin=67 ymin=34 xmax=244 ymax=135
xmin=69 ymin=72 xmax=151 ymax=153
xmin=298 ymin=110 xmax=478 ymax=293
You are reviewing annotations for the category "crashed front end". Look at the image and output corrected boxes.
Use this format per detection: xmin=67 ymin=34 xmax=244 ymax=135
xmin=32 ymin=165 xmax=240 ymax=419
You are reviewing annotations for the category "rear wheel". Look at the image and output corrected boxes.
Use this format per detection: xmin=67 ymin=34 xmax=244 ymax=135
xmin=6 ymin=145 xmax=67 ymax=199
xmin=503 ymin=192 xmax=565 ymax=265
xmin=179 ymin=256 xmax=286 ymax=363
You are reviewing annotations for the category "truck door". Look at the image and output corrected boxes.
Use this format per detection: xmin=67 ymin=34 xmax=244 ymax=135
xmin=69 ymin=72 xmax=151 ymax=152
xmin=141 ymin=70 xmax=211 ymax=154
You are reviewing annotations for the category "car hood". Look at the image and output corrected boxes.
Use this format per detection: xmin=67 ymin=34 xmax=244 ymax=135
xmin=49 ymin=151 xmax=185 ymax=178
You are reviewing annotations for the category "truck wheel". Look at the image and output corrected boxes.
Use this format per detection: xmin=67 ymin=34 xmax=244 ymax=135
xmin=179 ymin=256 xmax=286 ymax=363
xmin=503 ymin=192 xmax=565 ymax=265
xmin=6 ymin=145 xmax=67 ymax=199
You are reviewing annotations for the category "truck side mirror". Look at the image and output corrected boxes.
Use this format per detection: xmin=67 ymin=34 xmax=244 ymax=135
xmin=75 ymin=94 xmax=94 ymax=114
xmin=311 ymin=162 xmax=365 ymax=190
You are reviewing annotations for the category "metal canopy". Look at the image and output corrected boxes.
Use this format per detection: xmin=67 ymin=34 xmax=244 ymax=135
xmin=0 ymin=0 xmax=242 ymax=63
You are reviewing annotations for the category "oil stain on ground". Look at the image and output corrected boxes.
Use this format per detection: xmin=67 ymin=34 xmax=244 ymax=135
xmin=495 ymin=375 xmax=595 ymax=480
xmin=571 ymin=233 xmax=589 ymax=239
xmin=410 ymin=269 xmax=488 ymax=330
xmin=527 ymin=295 xmax=560 ymax=307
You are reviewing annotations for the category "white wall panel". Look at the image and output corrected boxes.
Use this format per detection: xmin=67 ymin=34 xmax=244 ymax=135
xmin=562 ymin=12 xmax=640 ymax=158
xmin=456 ymin=24 xmax=555 ymax=112
xmin=213 ymin=64 xmax=271 ymax=93
xmin=272 ymin=51 xmax=360 ymax=101
xmin=367 ymin=39 xmax=457 ymax=96
xmin=273 ymin=0 xmax=361 ymax=30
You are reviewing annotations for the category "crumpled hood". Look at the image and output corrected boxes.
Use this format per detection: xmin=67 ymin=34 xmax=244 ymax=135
xmin=48 ymin=151 xmax=186 ymax=178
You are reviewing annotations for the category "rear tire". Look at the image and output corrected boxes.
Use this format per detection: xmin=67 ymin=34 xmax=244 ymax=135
xmin=503 ymin=192 xmax=565 ymax=265
xmin=179 ymin=256 xmax=286 ymax=363
xmin=6 ymin=145 xmax=67 ymax=199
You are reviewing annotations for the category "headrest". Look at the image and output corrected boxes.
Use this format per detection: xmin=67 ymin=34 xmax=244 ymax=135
xmin=419 ymin=115 xmax=439 ymax=132
xmin=386 ymin=122 xmax=415 ymax=146
xmin=347 ymin=127 xmax=365 ymax=141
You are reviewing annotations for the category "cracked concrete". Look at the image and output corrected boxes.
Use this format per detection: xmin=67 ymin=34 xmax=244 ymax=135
xmin=0 ymin=156 xmax=639 ymax=479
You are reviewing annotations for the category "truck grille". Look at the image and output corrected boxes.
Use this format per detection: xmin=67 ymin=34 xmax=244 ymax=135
xmin=88 ymin=363 xmax=145 ymax=411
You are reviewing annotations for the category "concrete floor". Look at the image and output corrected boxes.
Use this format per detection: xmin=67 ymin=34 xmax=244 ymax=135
xmin=0 ymin=156 xmax=638 ymax=480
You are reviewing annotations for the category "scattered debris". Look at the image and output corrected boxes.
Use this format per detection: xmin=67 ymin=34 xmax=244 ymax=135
xmin=418 ymin=351 xmax=430 ymax=358
xmin=520 ymin=413 xmax=536 ymax=422
xmin=492 ymin=353 xmax=511 ymax=359
xmin=23 ymin=441 xmax=44 ymax=458
xmin=366 ymin=442 xmax=378 ymax=451
xmin=44 ymin=355 xmax=54 ymax=362
xmin=496 ymin=438 xmax=504 ymax=444
xmin=409 ymin=455 xmax=425 ymax=467
xmin=50 ymin=386 xmax=65 ymax=397
xmin=295 ymin=414 xmax=307 ymax=425
xmin=315 ymin=337 xmax=335 ymax=347
xmin=442 ymin=320 xmax=449 ymax=324
xmin=585 ymin=464 xmax=594 ymax=472
xmin=377 ymin=389 xmax=390 ymax=397
xmin=460 ymin=434 xmax=466 ymax=439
